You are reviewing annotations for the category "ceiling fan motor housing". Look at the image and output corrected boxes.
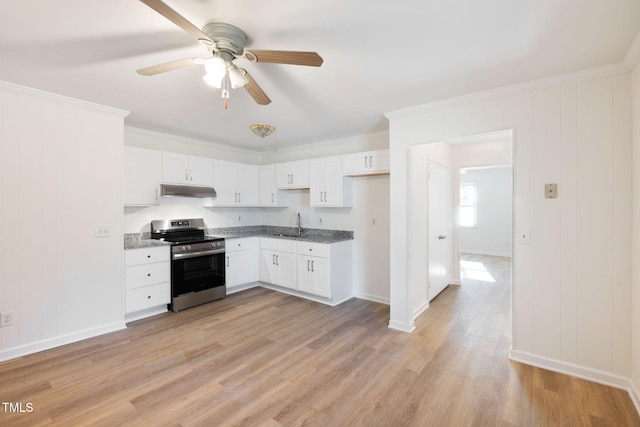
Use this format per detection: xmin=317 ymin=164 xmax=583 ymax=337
xmin=202 ymin=22 xmax=247 ymax=57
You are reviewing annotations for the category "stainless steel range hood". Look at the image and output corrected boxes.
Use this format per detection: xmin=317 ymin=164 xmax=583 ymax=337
xmin=160 ymin=184 xmax=217 ymax=198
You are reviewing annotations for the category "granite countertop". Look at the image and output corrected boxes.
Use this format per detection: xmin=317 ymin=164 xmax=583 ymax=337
xmin=207 ymin=225 xmax=354 ymax=244
xmin=123 ymin=234 xmax=171 ymax=250
xmin=124 ymin=226 xmax=353 ymax=250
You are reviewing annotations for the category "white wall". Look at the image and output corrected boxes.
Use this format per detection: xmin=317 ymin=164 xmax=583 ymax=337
xmin=0 ymin=82 xmax=128 ymax=361
xmin=386 ymin=70 xmax=633 ymax=386
xmin=459 ymin=167 xmax=513 ymax=256
xmin=631 ymin=54 xmax=640 ymax=407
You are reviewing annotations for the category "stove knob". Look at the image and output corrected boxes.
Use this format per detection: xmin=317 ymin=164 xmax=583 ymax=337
xmin=187 ymin=245 xmax=191 ymax=250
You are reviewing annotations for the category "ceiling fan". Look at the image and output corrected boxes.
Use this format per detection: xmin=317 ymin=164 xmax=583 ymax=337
xmin=136 ymin=0 xmax=324 ymax=109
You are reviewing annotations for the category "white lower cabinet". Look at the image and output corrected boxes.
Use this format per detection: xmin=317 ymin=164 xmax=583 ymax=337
xmin=225 ymin=237 xmax=258 ymax=291
xmin=259 ymin=238 xmax=297 ymax=290
xmin=125 ymin=246 xmax=171 ymax=316
xmin=259 ymin=238 xmax=352 ymax=304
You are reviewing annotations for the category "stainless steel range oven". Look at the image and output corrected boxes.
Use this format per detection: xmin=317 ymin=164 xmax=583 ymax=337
xmin=151 ymin=218 xmax=225 ymax=312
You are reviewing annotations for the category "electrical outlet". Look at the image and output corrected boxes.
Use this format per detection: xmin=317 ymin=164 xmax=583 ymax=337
xmin=95 ymin=226 xmax=110 ymax=238
xmin=0 ymin=311 xmax=14 ymax=327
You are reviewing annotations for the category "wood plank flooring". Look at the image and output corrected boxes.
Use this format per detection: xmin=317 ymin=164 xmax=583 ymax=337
xmin=0 ymin=254 xmax=638 ymax=426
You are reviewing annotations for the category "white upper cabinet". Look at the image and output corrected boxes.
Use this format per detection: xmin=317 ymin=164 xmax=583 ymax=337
xmin=276 ymin=160 xmax=310 ymax=189
xmin=342 ymin=149 xmax=390 ymax=176
xmin=309 ymin=156 xmax=351 ymax=207
xmin=212 ymin=160 xmax=259 ymax=206
xmin=123 ymin=146 xmax=161 ymax=206
xmin=162 ymin=152 xmax=214 ymax=187
xmin=259 ymin=164 xmax=279 ymax=206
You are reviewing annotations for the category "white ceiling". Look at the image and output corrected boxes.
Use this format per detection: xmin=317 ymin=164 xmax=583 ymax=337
xmin=0 ymin=0 xmax=638 ymax=151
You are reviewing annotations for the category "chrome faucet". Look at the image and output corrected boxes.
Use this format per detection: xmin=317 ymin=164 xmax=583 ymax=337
xmin=296 ymin=212 xmax=302 ymax=236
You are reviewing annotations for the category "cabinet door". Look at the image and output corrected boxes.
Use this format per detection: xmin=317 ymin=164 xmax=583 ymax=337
xmin=368 ymin=150 xmax=390 ymax=174
xmin=123 ymin=146 xmax=161 ymax=206
xmin=309 ymin=159 xmax=324 ymax=206
xmin=276 ymin=164 xmax=292 ymax=188
xmin=342 ymin=152 xmax=370 ymax=175
xmin=226 ymin=250 xmax=251 ymax=287
xmin=236 ymin=163 xmax=259 ymax=206
xmin=322 ymin=157 xmax=343 ymax=206
xmin=188 ymin=156 xmax=214 ymax=186
xmin=213 ymin=160 xmax=238 ymax=205
xmin=297 ymin=256 xmax=329 ymax=297
xmin=276 ymin=252 xmax=297 ymax=289
xmin=289 ymin=161 xmax=309 ymax=187
xmin=259 ymin=164 xmax=278 ymax=206
xmin=162 ymin=152 xmax=190 ymax=184
xmin=259 ymin=249 xmax=278 ymax=284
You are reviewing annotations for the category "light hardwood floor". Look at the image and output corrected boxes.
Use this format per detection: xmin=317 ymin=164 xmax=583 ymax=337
xmin=0 ymin=254 xmax=638 ymax=426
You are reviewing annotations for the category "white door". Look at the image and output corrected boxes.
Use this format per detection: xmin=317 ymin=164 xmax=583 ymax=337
xmin=428 ymin=160 xmax=452 ymax=301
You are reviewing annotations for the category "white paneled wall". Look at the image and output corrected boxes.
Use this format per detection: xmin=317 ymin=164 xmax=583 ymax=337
xmin=386 ymin=73 xmax=633 ymax=381
xmin=631 ymin=58 xmax=640 ymax=401
xmin=0 ymin=83 xmax=128 ymax=361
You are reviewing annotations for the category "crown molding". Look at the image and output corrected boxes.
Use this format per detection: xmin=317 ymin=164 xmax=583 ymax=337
xmin=623 ymin=31 xmax=640 ymax=70
xmin=0 ymin=80 xmax=130 ymax=118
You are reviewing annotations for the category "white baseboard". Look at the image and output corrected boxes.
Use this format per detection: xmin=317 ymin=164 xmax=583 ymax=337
xmin=460 ymin=250 xmax=512 ymax=258
xmin=630 ymin=381 xmax=640 ymax=417
xmin=388 ymin=319 xmax=416 ymax=333
xmin=227 ymin=282 xmax=259 ymax=294
xmin=353 ymin=291 xmax=390 ymax=305
xmin=509 ymin=349 xmax=639 ymax=416
xmin=0 ymin=321 xmax=127 ymax=363
xmin=125 ymin=306 xmax=167 ymax=323
xmin=413 ymin=299 xmax=430 ymax=319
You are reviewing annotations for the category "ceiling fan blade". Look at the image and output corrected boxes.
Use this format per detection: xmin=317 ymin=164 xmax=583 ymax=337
xmin=242 ymin=71 xmax=271 ymax=105
xmin=139 ymin=0 xmax=213 ymax=45
xmin=245 ymin=50 xmax=323 ymax=67
xmin=137 ymin=58 xmax=197 ymax=76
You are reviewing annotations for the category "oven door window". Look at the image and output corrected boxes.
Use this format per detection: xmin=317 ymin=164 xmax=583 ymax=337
xmin=172 ymin=253 xmax=225 ymax=297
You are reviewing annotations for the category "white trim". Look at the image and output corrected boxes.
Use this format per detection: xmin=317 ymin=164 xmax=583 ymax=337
xmin=388 ymin=319 xmax=416 ymax=333
xmin=510 ymin=350 xmax=640 ymax=416
xmin=0 ymin=321 xmax=127 ymax=363
xmin=630 ymin=382 xmax=640 ymax=417
xmin=353 ymin=291 xmax=390 ymax=305
xmin=124 ymin=306 xmax=167 ymax=323
xmin=460 ymin=250 xmax=513 ymax=258
xmin=412 ymin=299 xmax=430 ymax=319
xmin=623 ymin=31 xmax=640 ymax=70
xmin=509 ymin=349 xmax=632 ymax=391
xmin=227 ymin=282 xmax=260 ymax=294
xmin=0 ymin=80 xmax=130 ymax=117
xmin=384 ymin=62 xmax=629 ymax=120
xmin=124 ymin=126 xmax=258 ymax=159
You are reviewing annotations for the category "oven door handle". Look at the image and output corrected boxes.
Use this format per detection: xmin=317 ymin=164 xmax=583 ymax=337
xmin=172 ymin=249 xmax=225 ymax=260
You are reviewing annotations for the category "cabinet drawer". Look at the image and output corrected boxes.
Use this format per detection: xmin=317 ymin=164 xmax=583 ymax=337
xmin=126 ymin=262 xmax=170 ymax=289
xmin=260 ymin=237 xmax=296 ymax=253
xmin=126 ymin=282 xmax=170 ymax=313
xmin=226 ymin=237 xmax=256 ymax=253
xmin=296 ymin=242 xmax=329 ymax=258
xmin=125 ymin=246 xmax=170 ymax=266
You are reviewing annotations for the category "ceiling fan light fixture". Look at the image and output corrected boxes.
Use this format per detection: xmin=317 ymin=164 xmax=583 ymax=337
xmin=250 ymin=124 xmax=275 ymax=139
xmin=203 ymin=55 xmax=226 ymax=88
xmin=228 ymin=65 xmax=249 ymax=89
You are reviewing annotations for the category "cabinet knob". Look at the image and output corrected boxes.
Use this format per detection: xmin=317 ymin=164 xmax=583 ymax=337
xmin=147 ymin=295 xmax=151 ymax=299
xmin=147 ymin=273 xmax=151 ymax=277
xmin=146 ymin=255 xmax=151 ymax=258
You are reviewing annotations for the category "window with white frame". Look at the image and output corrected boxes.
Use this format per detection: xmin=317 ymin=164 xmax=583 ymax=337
xmin=459 ymin=183 xmax=477 ymax=228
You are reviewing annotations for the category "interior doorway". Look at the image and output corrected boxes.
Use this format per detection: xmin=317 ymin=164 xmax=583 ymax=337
xmin=448 ymin=130 xmax=514 ymax=287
